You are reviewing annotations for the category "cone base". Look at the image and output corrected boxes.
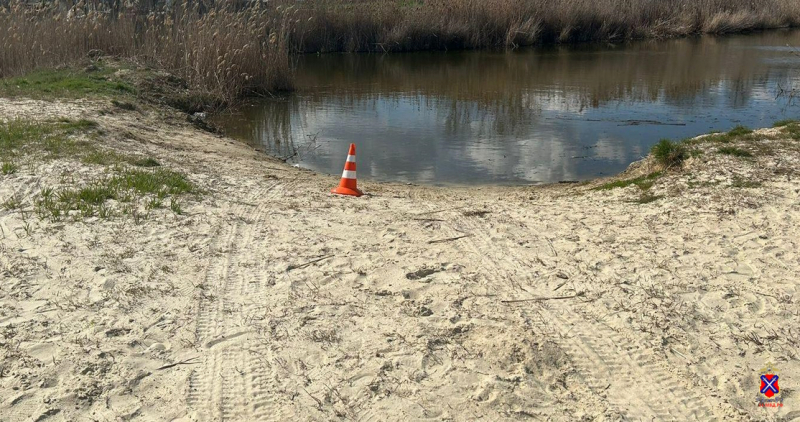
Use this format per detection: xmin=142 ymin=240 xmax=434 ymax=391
xmin=331 ymin=186 xmax=363 ymax=197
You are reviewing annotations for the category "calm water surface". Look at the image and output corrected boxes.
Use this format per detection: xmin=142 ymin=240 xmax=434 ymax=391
xmin=214 ymin=31 xmax=800 ymax=185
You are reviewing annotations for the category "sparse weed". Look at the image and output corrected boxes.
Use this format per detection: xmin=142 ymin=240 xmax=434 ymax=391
xmin=98 ymin=203 xmax=113 ymax=219
xmin=1 ymin=162 xmax=18 ymax=175
xmin=731 ymin=177 xmax=761 ymax=188
xmin=728 ymin=125 xmax=752 ymax=137
xmin=774 ymin=119 xmax=797 ymax=128
xmin=781 ymin=123 xmax=800 ymax=141
xmin=2 ymin=194 xmax=22 ymax=210
xmin=170 ymin=198 xmax=182 ymax=215
xmin=111 ymin=99 xmax=137 ymax=111
xmin=717 ymin=146 xmax=753 ymax=158
xmin=22 ymin=221 xmax=33 ymax=236
xmin=131 ymin=208 xmax=146 ymax=225
xmin=83 ymin=150 xmax=123 ymax=165
xmin=58 ymin=118 xmax=98 ymax=133
xmin=32 ymin=167 xmax=195 ymax=222
xmin=636 ymin=193 xmax=664 ymax=204
xmin=132 ymin=157 xmax=161 ymax=168
xmin=146 ymin=197 xmax=164 ymax=210
xmin=699 ymin=125 xmax=767 ymax=144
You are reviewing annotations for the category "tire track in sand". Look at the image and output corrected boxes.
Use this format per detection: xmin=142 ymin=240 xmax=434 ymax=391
xmin=187 ymin=179 xmax=294 ymax=421
xmin=449 ymin=210 xmax=717 ymax=421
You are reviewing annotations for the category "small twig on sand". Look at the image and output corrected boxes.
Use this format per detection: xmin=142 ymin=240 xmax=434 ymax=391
xmin=157 ymin=356 xmax=200 ymax=370
xmin=428 ymin=234 xmax=472 ymax=244
xmin=287 ymin=254 xmax=334 ymax=271
xmin=546 ymin=238 xmax=558 ymax=256
xmin=501 ymin=291 xmax=585 ymax=304
xmin=412 ymin=218 xmax=445 ymax=222
xmin=301 ymin=386 xmax=324 ymax=410
xmin=670 ymin=348 xmax=689 ymax=360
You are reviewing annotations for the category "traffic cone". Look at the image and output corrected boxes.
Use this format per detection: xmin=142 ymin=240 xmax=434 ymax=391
xmin=331 ymin=143 xmax=363 ymax=197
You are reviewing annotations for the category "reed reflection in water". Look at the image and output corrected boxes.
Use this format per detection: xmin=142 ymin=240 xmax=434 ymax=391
xmin=215 ymin=30 xmax=800 ymax=184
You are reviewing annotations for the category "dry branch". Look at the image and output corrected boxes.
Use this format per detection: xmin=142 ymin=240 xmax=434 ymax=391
xmin=501 ymin=291 xmax=586 ymax=304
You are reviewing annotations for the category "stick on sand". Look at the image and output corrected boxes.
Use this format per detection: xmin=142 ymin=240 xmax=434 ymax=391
xmin=501 ymin=292 xmax=585 ymax=304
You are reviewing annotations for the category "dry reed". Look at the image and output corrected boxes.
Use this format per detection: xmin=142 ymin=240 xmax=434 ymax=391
xmin=0 ymin=0 xmax=292 ymax=102
xmin=1 ymin=0 xmax=799 ymax=100
xmin=283 ymin=0 xmax=800 ymax=52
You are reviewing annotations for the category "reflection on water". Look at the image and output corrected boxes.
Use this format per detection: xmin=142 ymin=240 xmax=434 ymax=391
xmin=214 ymin=30 xmax=800 ymax=185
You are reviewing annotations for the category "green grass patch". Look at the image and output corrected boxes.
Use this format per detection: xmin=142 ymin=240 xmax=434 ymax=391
xmin=169 ymin=198 xmax=182 ymax=215
xmin=0 ymin=67 xmax=135 ymax=98
xmin=147 ymin=197 xmax=164 ymax=210
xmin=1 ymin=118 xmax=100 ymax=160
xmin=774 ymin=119 xmax=797 ymax=128
xmin=34 ymin=168 xmax=196 ymax=222
xmin=57 ymin=118 xmax=99 ymax=133
xmin=2 ymin=117 xmax=194 ymax=222
xmin=58 ymin=184 xmax=117 ymax=206
xmin=132 ymin=157 xmax=161 ymax=167
xmin=1 ymin=119 xmax=53 ymax=153
xmin=110 ymin=168 xmax=195 ymax=195
xmin=781 ymin=123 xmax=800 ymax=141
xmin=595 ymin=171 xmax=662 ymax=191
xmin=717 ymin=146 xmax=753 ymax=158
xmin=651 ymin=139 xmax=686 ymax=168
xmin=82 ymin=150 xmax=124 ymax=165
xmin=1 ymin=162 xmax=18 ymax=175
xmin=83 ymin=150 xmax=162 ymax=168
xmin=690 ymin=125 xmax=763 ymax=145
xmin=36 ymin=184 xmax=117 ymax=220
xmin=728 ymin=125 xmax=752 ymax=136
xmin=0 ymin=118 xmax=159 ymax=169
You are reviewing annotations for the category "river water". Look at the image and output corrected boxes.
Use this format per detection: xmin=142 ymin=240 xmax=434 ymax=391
xmin=214 ymin=30 xmax=800 ymax=185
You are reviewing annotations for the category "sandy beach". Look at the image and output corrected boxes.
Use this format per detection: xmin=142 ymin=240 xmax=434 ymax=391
xmin=1 ymin=97 xmax=799 ymax=421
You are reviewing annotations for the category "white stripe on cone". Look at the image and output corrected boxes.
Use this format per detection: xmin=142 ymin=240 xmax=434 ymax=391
xmin=346 ymin=155 xmax=356 ymax=163
xmin=341 ymin=170 xmax=357 ymax=179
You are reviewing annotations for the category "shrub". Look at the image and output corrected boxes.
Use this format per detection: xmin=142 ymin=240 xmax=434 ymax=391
xmin=728 ymin=125 xmax=753 ymax=137
xmin=651 ymin=139 xmax=687 ymax=168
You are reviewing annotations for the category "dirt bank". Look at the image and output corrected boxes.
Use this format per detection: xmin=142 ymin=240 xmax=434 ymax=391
xmin=1 ymin=98 xmax=799 ymax=421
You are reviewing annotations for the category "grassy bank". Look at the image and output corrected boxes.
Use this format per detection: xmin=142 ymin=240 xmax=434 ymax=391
xmin=591 ymin=120 xmax=800 ymax=203
xmin=1 ymin=117 xmax=197 ymax=222
xmin=2 ymin=0 xmax=799 ymax=103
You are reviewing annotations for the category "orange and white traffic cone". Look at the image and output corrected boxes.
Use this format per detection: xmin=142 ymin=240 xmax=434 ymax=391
xmin=331 ymin=143 xmax=363 ymax=197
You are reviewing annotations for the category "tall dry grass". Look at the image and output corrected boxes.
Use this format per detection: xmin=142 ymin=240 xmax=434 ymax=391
xmin=0 ymin=1 xmax=292 ymax=101
xmin=283 ymin=0 xmax=800 ymax=52
xmin=1 ymin=0 xmax=799 ymax=100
